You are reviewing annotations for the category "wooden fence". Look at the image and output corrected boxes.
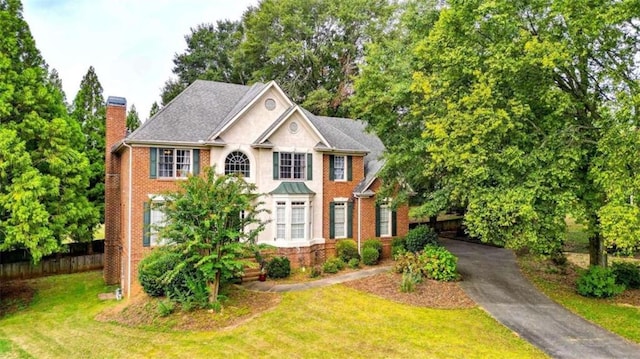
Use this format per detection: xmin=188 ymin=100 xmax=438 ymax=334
xmin=0 ymin=253 xmax=103 ymax=281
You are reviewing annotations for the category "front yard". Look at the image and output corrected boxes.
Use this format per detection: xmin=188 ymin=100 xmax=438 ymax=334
xmin=0 ymin=271 xmax=546 ymax=358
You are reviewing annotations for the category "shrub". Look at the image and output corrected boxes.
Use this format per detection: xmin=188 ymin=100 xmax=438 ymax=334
xmin=391 ymin=237 xmax=407 ymax=258
xmin=347 ymin=258 xmax=360 ymax=269
xmin=323 ymin=257 xmax=345 ymax=274
xmin=576 ymin=266 xmax=625 ymax=298
xmin=405 ymin=225 xmax=438 ymax=253
xmin=362 ymin=247 xmax=380 ymax=265
xmin=167 ymin=270 xmax=209 ymax=310
xmin=309 ymin=265 xmax=322 ymax=278
xmin=336 ymin=239 xmax=360 ymax=262
xmin=419 ymin=245 xmax=458 ymax=281
xmin=267 ymin=256 xmax=291 ymax=279
xmin=393 ymin=252 xmax=422 ymax=274
xmin=138 ymin=249 xmax=183 ymax=297
xmin=157 ymin=299 xmax=175 ymax=317
xmin=363 ymin=239 xmax=383 ymax=258
xmin=611 ymin=262 xmax=640 ymax=289
xmin=400 ymin=269 xmax=422 ymax=293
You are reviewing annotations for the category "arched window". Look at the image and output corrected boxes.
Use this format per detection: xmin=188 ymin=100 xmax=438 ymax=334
xmin=225 ymin=151 xmax=250 ymax=177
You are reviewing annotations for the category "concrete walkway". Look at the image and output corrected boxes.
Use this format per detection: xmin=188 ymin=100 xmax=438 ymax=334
xmin=242 ymin=266 xmax=391 ymax=292
xmin=441 ymin=238 xmax=640 ymax=359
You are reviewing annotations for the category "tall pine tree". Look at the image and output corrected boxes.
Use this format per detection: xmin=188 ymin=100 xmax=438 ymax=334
xmin=71 ymin=66 xmax=105 ymax=234
xmin=0 ymin=0 xmax=93 ymax=261
xmin=126 ymin=104 xmax=140 ymax=132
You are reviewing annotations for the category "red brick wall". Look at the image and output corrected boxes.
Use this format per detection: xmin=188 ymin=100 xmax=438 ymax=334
xmin=322 ymin=154 xmax=364 ymax=240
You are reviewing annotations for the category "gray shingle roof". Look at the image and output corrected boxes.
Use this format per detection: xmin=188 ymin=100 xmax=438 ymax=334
xmin=128 ymin=80 xmax=263 ymax=143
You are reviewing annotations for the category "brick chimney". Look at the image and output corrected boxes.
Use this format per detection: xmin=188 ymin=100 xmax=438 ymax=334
xmin=104 ymin=96 xmax=127 ymax=285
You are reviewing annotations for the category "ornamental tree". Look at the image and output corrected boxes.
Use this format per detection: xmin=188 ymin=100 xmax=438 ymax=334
xmin=159 ymin=167 xmax=266 ymax=303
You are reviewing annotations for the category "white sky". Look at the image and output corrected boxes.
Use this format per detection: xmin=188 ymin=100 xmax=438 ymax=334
xmin=22 ymin=0 xmax=257 ymax=120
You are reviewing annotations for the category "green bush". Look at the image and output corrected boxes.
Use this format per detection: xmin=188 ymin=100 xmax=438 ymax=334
xmin=576 ymin=266 xmax=625 ymax=298
xmin=309 ymin=265 xmax=322 ymax=278
xmin=405 ymin=225 xmax=438 ymax=253
xmin=363 ymin=238 xmax=383 ymax=258
xmin=362 ymin=247 xmax=380 ymax=265
xmin=348 ymin=258 xmax=360 ymax=269
xmin=138 ymin=249 xmax=183 ymax=297
xmin=400 ymin=269 xmax=422 ymax=293
xmin=391 ymin=237 xmax=407 ymax=258
xmin=336 ymin=239 xmax=360 ymax=262
xmin=267 ymin=256 xmax=291 ymax=279
xmin=157 ymin=299 xmax=175 ymax=317
xmin=323 ymin=257 xmax=345 ymax=274
xmin=611 ymin=262 xmax=640 ymax=289
xmin=419 ymin=245 xmax=458 ymax=281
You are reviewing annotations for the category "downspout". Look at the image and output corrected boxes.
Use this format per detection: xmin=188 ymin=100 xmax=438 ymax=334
xmin=357 ymin=196 xmax=362 ymax=254
xmin=123 ymin=141 xmax=133 ymax=297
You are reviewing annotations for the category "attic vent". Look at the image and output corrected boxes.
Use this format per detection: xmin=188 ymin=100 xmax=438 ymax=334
xmin=265 ymin=98 xmax=276 ymax=111
xmin=288 ymin=121 xmax=299 ymax=134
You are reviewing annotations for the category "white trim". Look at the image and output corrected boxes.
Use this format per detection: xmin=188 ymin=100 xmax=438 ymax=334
xmin=333 ymin=197 xmax=350 ymax=202
xmin=210 ymin=81 xmax=294 ymax=140
xmin=255 ymin=106 xmax=331 ymax=148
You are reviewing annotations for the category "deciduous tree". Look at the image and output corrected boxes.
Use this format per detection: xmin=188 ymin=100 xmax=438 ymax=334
xmin=160 ymin=167 xmax=266 ymax=303
xmin=0 ymin=0 xmax=93 ymax=261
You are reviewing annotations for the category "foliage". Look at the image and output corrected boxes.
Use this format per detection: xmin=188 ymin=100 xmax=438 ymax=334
xmin=576 ymin=266 xmax=624 ymax=298
xmin=70 ymin=66 xmax=105 ymax=236
xmin=363 ymin=238 xmax=383 ymax=258
xmin=611 ymin=262 xmax=640 ymax=290
xmin=362 ymin=247 xmax=380 ymax=266
xmin=126 ymin=104 xmax=140 ymax=132
xmin=157 ymin=299 xmax=175 ymax=317
xmin=400 ymin=269 xmax=422 ymax=293
xmin=160 ymin=166 xmax=266 ymax=303
xmin=419 ymin=245 xmax=459 ymax=282
xmin=336 ymin=239 xmax=360 ymax=263
xmin=405 ymin=226 xmax=438 ymax=253
xmin=391 ymin=236 xmax=407 ymax=257
xmin=352 ymin=0 xmax=640 ymax=264
xmin=266 ymin=256 xmax=291 ymax=279
xmin=322 ymin=257 xmax=345 ymax=274
xmin=138 ymin=248 xmax=180 ymax=297
xmin=0 ymin=0 xmax=93 ymax=262
xmin=347 ymin=258 xmax=360 ymax=269
xmin=148 ymin=101 xmax=160 ymax=119
xmin=393 ymin=252 xmax=421 ymax=275
xmin=309 ymin=265 xmax=322 ymax=278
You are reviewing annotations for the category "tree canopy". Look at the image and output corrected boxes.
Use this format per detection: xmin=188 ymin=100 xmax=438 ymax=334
xmin=160 ymin=0 xmax=396 ymax=116
xmin=70 ymin=66 xmax=105 ymax=235
xmin=352 ymin=0 xmax=640 ymax=263
xmin=126 ymin=104 xmax=140 ymax=132
xmin=0 ymin=0 xmax=93 ymax=261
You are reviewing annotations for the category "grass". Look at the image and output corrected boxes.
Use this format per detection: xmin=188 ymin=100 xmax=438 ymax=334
xmin=519 ymin=257 xmax=640 ymax=343
xmin=0 ymin=271 xmax=546 ymax=358
xmin=564 ymin=217 xmax=590 ymax=253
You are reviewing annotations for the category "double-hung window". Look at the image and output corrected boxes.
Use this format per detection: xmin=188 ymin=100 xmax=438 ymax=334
xmin=329 ymin=155 xmax=351 ymax=181
xmin=375 ymin=205 xmax=396 ymax=238
xmin=273 ymin=152 xmax=312 ymax=180
xmin=273 ymin=199 xmax=312 ymax=241
xmin=276 ymin=202 xmax=286 ymax=239
xmin=291 ymin=202 xmax=306 ymax=240
xmin=151 ymin=148 xmax=199 ymax=179
xmin=329 ymin=201 xmax=352 ymax=239
xmin=143 ymin=200 xmax=169 ymax=247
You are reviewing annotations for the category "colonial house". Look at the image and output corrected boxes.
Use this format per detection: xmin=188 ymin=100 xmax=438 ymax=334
xmin=104 ymin=80 xmax=409 ymax=297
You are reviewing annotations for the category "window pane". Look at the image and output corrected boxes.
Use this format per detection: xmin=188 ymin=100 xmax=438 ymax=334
xmin=334 ymin=156 xmax=345 ymax=180
xmin=158 ymin=148 xmax=174 ymax=177
xmin=293 ymin=153 xmax=305 ymax=179
xmin=150 ymin=205 xmax=166 ymax=246
xmin=280 ymin=153 xmax=292 ymax=179
xmin=276 ymin=202 xmax=286 ymax=239
xmin=225 ymin=151 xmax=250 ymax=177
xmin=334 ymin=203 xmax=345 ymax=238
xmin=380 ymin=206 xmax=390 ymax=236
xmin=291 ymin=203 xmax=305 ymax=240
xmin=176 ymin=149 xmax=191 ymax=177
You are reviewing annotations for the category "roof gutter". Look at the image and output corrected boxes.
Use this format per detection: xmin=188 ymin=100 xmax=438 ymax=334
xmin=111 ymin=139 xmax=223 ymax=153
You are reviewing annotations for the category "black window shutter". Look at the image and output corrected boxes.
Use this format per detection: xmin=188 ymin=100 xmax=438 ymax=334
xmin=392 ymin=209 xmax=397 ymax=236
xmin=307 ymin=153 xmax=313 ymax=180
xmin=143 ymin=202 xmax=151 ymax=247
xmin=192 ymin=149 xmax=200 ymax=175
xmin=329 ymin=202 xmax=335 ymax=239
xmin=149 ymin=147 xmax=157 ymax=179
xmin=329 ymin=155 xmax=335 ymax=181
xmin=375 ymin=204 xmax=381 ymax=237
xmin=347 ymin=202 xmax=353 ymax=238
xmin=273 ymin=152 xmax=279 ymax=179
xmin=347 ymin=156 xmax=353 ymax=181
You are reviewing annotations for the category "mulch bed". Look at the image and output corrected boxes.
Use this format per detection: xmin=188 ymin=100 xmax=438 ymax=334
xmin=343 ymin=272 xmax=475 ymax=309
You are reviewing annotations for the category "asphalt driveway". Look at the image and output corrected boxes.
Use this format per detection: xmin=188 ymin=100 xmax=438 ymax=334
xmin=442 ymin=238 xmax=640 ymax=359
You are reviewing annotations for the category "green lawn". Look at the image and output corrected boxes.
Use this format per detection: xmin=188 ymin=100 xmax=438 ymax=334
xmin=519 ymin=257 xmax=640 ymax=343
xmin=0 ymin=271 xmax=546 ymax=358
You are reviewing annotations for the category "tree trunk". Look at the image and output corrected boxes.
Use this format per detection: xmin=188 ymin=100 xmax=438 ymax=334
xmin=209 ymin=242 xmax=222 ymax=303
xmin=429 ymin=215 xmax=438 ymax=233
xmin=588 ymin=232 xmax=607 ymax=267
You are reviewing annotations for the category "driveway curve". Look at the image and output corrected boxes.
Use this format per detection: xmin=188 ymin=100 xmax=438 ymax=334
xmin=442 ymin=238 xmax=640 ymax=359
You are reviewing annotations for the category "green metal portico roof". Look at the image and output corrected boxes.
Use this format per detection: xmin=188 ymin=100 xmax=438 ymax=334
xmin=269 ymin=182 xmax=316 ymax=195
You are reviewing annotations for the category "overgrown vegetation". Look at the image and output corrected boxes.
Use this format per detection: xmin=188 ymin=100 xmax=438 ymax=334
xmin=394 ymin=245 xmax=459 ymax=287
xmin=611 ymin=262 xmax=640 ymax=289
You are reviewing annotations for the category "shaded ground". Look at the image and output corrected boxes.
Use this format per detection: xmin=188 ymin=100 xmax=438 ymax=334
xmin=0 ymin=280 xmax=36 ymax=318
